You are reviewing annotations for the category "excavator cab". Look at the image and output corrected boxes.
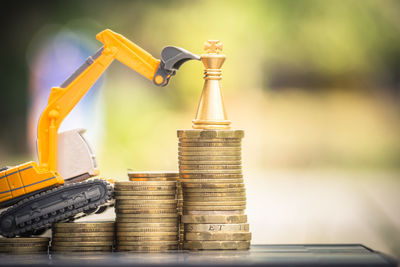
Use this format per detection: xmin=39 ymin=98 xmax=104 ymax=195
xmin=0 ymin=29 xmax=199 ymax=237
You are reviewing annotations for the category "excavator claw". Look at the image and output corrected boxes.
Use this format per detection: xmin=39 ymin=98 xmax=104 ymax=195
xmin=153 ymin=46 xmax=200 ymax=86
xmin=0 ymin=179 xmax=112 ymax=237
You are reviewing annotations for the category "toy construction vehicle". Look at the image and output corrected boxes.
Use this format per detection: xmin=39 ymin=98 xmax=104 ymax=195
xmin=0 ymin=29 xmax=199 ymax=237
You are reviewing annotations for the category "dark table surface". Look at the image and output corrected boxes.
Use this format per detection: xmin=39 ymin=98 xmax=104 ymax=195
xmin=0 ymin=244 xmax=397 ymax=267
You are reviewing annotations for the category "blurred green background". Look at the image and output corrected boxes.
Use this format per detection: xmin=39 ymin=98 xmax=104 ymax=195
xmin=0 ymin=0 xmax=399 ymax=259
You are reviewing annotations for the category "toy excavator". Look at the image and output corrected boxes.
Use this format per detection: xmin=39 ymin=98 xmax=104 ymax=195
xmin=0 ymin=29 xmax=199 ymax=237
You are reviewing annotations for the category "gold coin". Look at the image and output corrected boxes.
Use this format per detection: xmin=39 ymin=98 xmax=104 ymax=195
xmin=179 ymin=138 xmax=242 ymax=143
xmin=179 ymin=142 xmax=241 ymax=147
xmin=183 ymin=192 xmax=246 ymax=197
xmin=117 ymin=241 xmax=178 ymax=246
xmin=115 ymin=185 xmax=176 ymax=191
xmin=180 ymin=170 xmax=242 ymax=174
xmin=129 ymin=177 xmax=177 ymax=182
xmin=115 ymin=199 xmax=177 ymax=205
xmin=179 ymin=151 xmax=242 ymax=156
xmin=183 ymin=241 xmax=250 ymax=250
xmin=53 ymin=232 xmax=114 ymax=237
xmin=115 ymin=208 xmax=177 ymax=214
xmin=185 ymin=232 xmax=251 ymax=241
xmin=54 ymin=227 xmax=115 ymax=233
xmin=51 ymin=253 xmax=108 ymax=259
xmin=116 ymin=232 xmax=178 ymax=237
xmin=115 ymin=205 xmax=177 ymax=210
xmin=127 ymin=171 xmax=179 ymax=178
xmin=179 ymin=155 xmax=241 ymax=161
xmin=183 ymin=196 xmax=246 ymax=202
xmin=51 ymin=241 xmax=114 ymax=247
xmin=115 ymin=218 xmax=178 ymax=223
xmin=183 ymin=205 xmax=246 ymax=211
xmin=184 ymin=210 xmax=236 ymax=215
xmin=177 ymin=130 xmax=244 ymax=139
xmin=53 ymin=221 xmax=114 ymax=228
xmin=51 ymin=246 xmax=112 ymax=252
xmin=116 ymin=183 xmax=176 ymax=189
xmin=182 ymin=183 xmax=244 ymax=188
xmin=116 ymin=216 xmax=178 ymax=221
xmin=114 ymin=193 xmax=176 ymax=199
xmin=183 ymin=210 xmax=245 ymax=215
xmin=117 ymin=245 xmax=178 ymax=251
xmin=179 ymin=160 xmax=242 ymax=165
xmin=179 ymin=147 xmax=241 ymax=152
xmin=116 ymin=236 xmax=178 ymax=242
xmin=184 ymin=201 xmax=246 ymax=206
xmin=116 ymin=222 xmax=177 ymax=227
xmin=116 ymin=181 xmax=176 ymax=186
xmin=115 ymin=186 xmax=176 ymax=192
xmin=0 ymin=243 xmax=48 ymax=248
xmin=180 ymin=179 xmax=243 ymax=183
xmin=180 ymin=173 xmax=243 ymax=179
xmin=184 ymin=223 xmax=249 ymax=232
xmin=179 ymin=165 xmax=242 ymax=170
xmin=0 ymin=246 xmax=48 ymax=253
xmin=116 ymin=227 xmax=178 ymax=232
xmin=52 ymin=236 xmax=114 ymax=242
xmin=114 ymin=192 xmax=176 ymax=196
xmin=115 ymin=201 xmax=178 ymax=207
xmin=52 ymin=222 xmax=114 ymax=230
xmin=0 ymin=237 xmax=50 ymax=244
xmin=115 ymin=199 xmax=178 ymax=204
xmin=181 ymin=215 xmax=247 ymax=224
xmin=183 ymin=187 xmax=246 ymax=193
xmin=116 ymin=213 xmax=178 ymax=218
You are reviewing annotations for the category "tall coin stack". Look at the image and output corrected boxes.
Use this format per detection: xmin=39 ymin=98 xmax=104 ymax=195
xmin=178 ymin=40 xmax=251 ymax=250
xmin=51 ymin=221 xmax=114 ymax=253
xmin=178 ymin=130 xmax=251 ymax=250
xmin=114 ymin=180 xmax=179 ymax=251
xmin=128 ymin=172 xmax=184 ymax=249
xmin=0 ymin=237 xmax=50 ymax=254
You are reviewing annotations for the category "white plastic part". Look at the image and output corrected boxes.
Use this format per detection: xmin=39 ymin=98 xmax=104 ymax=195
xmin=58 ymin=128 xmax=99 ymax=181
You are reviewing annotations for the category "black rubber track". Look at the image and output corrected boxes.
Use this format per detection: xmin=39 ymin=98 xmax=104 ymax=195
xmin=0 ymin=179 xmax=112 ymax=237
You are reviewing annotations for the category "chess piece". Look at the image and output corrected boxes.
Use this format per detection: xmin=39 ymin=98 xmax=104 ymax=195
xmin=192 ymin=40 xmax=231 ymax=129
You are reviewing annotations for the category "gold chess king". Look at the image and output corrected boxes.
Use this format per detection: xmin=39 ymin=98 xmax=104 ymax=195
xmin=192 ymin=40 xmax=231 ymax=130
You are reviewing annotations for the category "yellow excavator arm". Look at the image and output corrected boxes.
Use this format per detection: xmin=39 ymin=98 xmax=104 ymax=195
xmin=0 ymin=29 xmax=199 ymax=207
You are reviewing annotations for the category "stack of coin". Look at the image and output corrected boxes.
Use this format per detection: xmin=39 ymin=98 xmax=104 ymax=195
xmin=177 ymin=179 xmax=184 ymax=248
xmin=178 ymin=130 xmax=251 ymax=250
xmin=115 ymin=180 xmax=179 ymax=251
xmin=128 ymin=172 xmax=183 ymax=249
xmin=51 ymin=221 xmax=114 ymax=253
xmin=0 ymin=237 xmax=49 ymax=254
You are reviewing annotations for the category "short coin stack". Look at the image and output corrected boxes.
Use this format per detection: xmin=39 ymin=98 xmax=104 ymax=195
xmin=115 ymin=180 xmax=179 ymax=251
xmin=0 ymin=237 xmax=50 ymax=254
xmin=178 ymin=130 xmax=251 ymax=250
xmin=51 ymin=221 xmax=114 ymax=253
xmin=128 ymin=172 xmax=184 ymax=249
